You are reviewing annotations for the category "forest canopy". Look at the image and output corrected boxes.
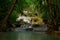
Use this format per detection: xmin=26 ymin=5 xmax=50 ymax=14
xmin=0 ymin=0 xmax=60 ymax=31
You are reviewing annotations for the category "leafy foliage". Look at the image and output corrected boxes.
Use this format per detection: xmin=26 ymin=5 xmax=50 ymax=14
xmin=0 ymin=0 xmax=13 ymax=21
xmin=0 ymin=0 xmax=60 ymax=24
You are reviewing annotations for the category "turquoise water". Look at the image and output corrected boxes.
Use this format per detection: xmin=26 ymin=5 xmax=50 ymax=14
xmin=0 ymin=32 xmax=60 ymax=40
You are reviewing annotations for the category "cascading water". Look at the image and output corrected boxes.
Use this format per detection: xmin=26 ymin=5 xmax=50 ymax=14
xmin=15 ymin=24 xmax=33 ymax=32
xmin=15 ymin=16 xmax=33 ymax=32
xmin=20 ymin=24 xmax=33 ymax=29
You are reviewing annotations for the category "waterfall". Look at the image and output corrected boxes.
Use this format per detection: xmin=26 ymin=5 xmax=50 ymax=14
xmin=20 ymin=24 xmax=33 ymax=29
xmin=15 ymin=24 xmax=33 ymax=32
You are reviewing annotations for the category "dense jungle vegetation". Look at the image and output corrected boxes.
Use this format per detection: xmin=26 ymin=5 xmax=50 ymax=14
xmin=0 ymin=0 xmax=60 ymax=32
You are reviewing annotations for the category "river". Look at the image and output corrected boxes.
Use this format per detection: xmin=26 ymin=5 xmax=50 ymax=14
xmin=0 ymin=32 xmax=60 ymax=40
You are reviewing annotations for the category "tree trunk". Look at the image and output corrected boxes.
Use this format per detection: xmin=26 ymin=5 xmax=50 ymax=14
xmin=47 ymin=0 xmax=59 ymax=32
xmin=0 ymin=0 xmax=17 ymax=31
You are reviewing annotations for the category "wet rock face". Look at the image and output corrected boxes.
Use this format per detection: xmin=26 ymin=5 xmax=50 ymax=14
xmin=16 ymin=24 xmax=21 ymax=27
xmin=32 ymin=24 xmax=40 ymax=27
xmin=25 ymin=28 xmax=33 ymax=31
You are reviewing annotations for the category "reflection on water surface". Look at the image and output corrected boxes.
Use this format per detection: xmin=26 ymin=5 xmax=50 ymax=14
xmin=0 ymin=32 xmax=60 ymax=40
